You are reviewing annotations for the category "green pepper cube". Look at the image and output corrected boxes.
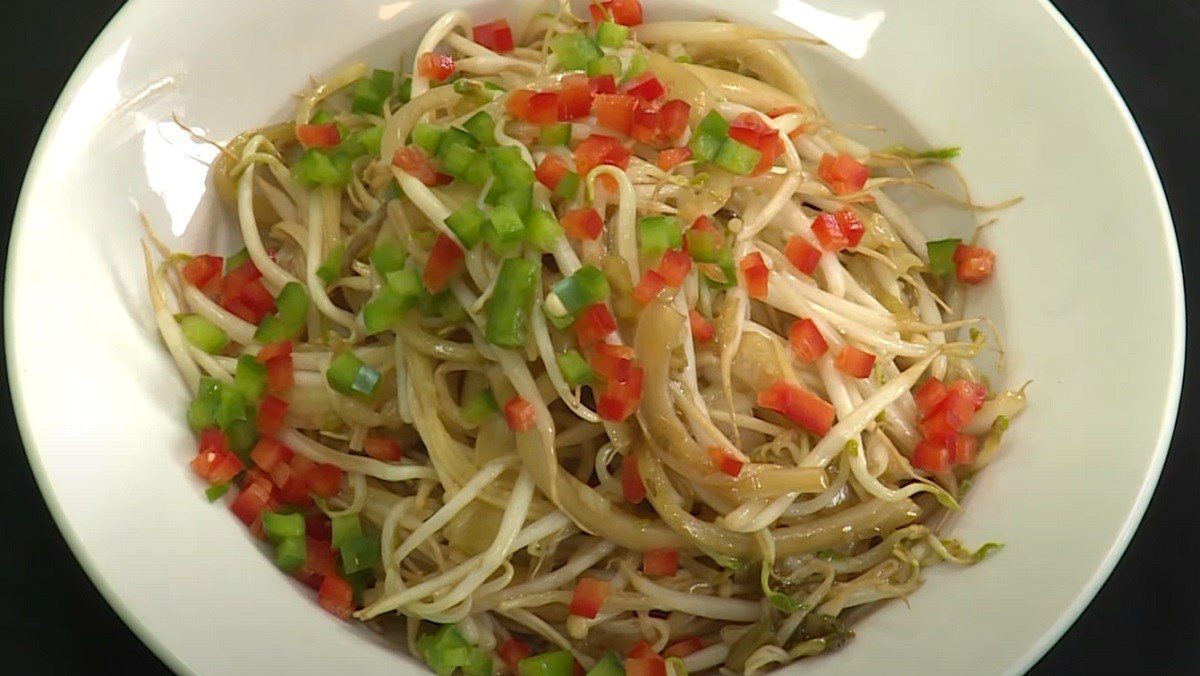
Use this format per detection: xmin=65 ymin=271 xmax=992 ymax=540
xmin=445 ymin=203 xmax=487 ymax=249
xmin=485 ymin=258 xmax=539 ymax=347
xmin=526 ymin=209 xmax=564 ymax=253
xmin=596 ymin=21 xmax=629 ymax=48
xmin=436 ymin=127 xmax=478 ymax=159
xmin=386 ymin=265 xmax=424 ymax=301
xmin=639 ymin=215 xmax=683 ymax=259
xmin=553 ymin=171 xmax=581 ymax=201
xmin=205 ymin=482 xmax=230 ymax=502
xmin=462 ymin=389 xmax=499 ymax=424
xmin=180 ymin=314 xmax=228 ymax=354
xmin=497 ymin=183 xmax=533 ymax=217
xmin=225 ymin=418 xmax=259 ymax=457
xmin=234 ymin=354 xmax=268 ymax=403
xmin=489 ymin=146 xmax=534 ymax=190
xmin=442 ymin=143 xmax=480 ymax=178
xmin=370 ymin=239 xmax=408 ymax=275
xmin=362 ymin=288 xmax=409 ymax=335
xmin=327 ymin=351 xmax=381 ymax=397
xmin=292 ymin=148 xmax=353 ymax=187
xmin=411 ymin=122 xmax=445 ymax=155
xmin=549 ymin=32 xmax=603 ymax=71
xmin=464 ymin=154 xmax=492 ymax=187
xmin=215 ymin=384 xmax=248 ymax=430
xmin=519 ymin=650 xmax=576 ymax=676
xmin=275 ymin=536 xmax=307 ymax=572
xmin=713 ymin=138 xmax=762 ymax=176
xmin=586 ymin=55 xmax=623 ymax=78
xmin=331 ymin=514 xmax=363 ymax=548
xmin=463 ymin=111 xmax=496 ymax=146
xmin=703 ymin=248 xmax=739 ymax=289
xmin=352 ymin=69 xmax=395 ymax=115
xmin=625 ymin=52 xmax=648 ymax=80
xmin=556 ymin=350 xmax=594 ymax=386
xmin=685 ymin=229 xmax=721 ymax=263
xmin=316 ymin=243 xmax=345 ymax=284
xmin=486 ymin=205 xmax=527 ymax=253
xmin=352 ymin=125 xmax=385 ymax=156
xmin=540 ymin=123 xmax=572 ymax=147
xmin=226 ymin=248 xmax=250 ymax=273
xmin=926 ymin=238 xmax=962 ymax=276
xmin=263 ymin=511 xmax=305 ymax=542
xmin=689 ymin=110 xmax=730 ymax=163
xmin=585 ymin=654 xmax=625 ymax=676
xmin=339 ymin=534 xmax=380 ymax=575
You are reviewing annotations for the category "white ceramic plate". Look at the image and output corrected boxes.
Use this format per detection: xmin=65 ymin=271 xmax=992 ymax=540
xmin=7 ymin=1 xmax=1183 ymax=674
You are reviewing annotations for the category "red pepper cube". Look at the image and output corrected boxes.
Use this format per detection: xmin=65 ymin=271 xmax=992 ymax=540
xmin=558 ymin=74 xmax=593 ymax=121
xmin=296 ymin=122 xmax=341 ymax=148
xmin=504 ymin=395 xmax=537 ymax=432
xmin=789 ymin=318 xmax=828 ymax=362
xmin=473 ymin=19 xmax=514 ymax=52
xmin=817 ymin=153 xmax=870 ymax=195
xmin=569 ymin=577 xmax=611 ymax=618
xmin=833 ymin=208 xmax=865 ymax=247
xmin=562 ymin=207 xmax=605 ymax=241
xmin=708 ymin=446 xmax=744 ymax=477
xmin=656 ymin=147 xmax=691 ymax=171
xmin=318 ymin=574 xmax=355 ymax=619
xmin=423 ymin=233 xmax=464 ymax=292
xmin=642 ymin=548 xmax=680 ymax=577
xmin=621 ymin=73 xmax=665 ymax=102
xmin=417 ymin=52 xmax=455 ymax=81
xmin=393 ymin=146 xmax=441 ymax=186
xmin=633 ymin=270 xmax=667 ymax=305
xmin=689 ymin=310 xmax=714 ymax=343
xmin=739 ymin=252 xmax=769 ymax=299
xmin=954 ymin=244 xmax=996 ymax=284
xmin=535 ymin=154 xmax=571 ymax=191
xmin=834 ymin=345 xmax=876 ymax=378
xmin=811 ymin=213 xmax=850 ymax=251
xmin=912 ymin=439 xmax=951 ymax=473
xmin=914 ymin=377 xmax=949 ymax=419
xmin=594 ymin=94 xmax=637 ymax=135
xmin=574 ymin=303 xmax=617 ymax=347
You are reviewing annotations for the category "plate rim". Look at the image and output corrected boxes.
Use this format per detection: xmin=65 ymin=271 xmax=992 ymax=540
xmin=4 ymin=1 xmax=1185 ymax=675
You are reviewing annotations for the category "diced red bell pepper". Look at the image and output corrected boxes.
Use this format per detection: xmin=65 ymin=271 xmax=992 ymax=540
xmin=953 ymin=244 xmax=996 ymax=284
xmin=811 ymin=213 xmax=850 ymax=251
xmin=296 ymin=122 xmax=341 ymax=149
xmin=628 ymin=642 xmax=658 ymax=660
xmin=789 ymin=319 xmax=828 ymax=362
xmin=625 ymin=658 xmax=666 ymax=676
xmin=658 ymin=99 xmax=691 ymax=141
xmin=297 ymin=536 xmax=337 ymax=589
xmin=756 ymin=380 xmax=836 ymax=436
xmin=574 ymin=303 xmax=617 ymax=347
xmin=948 ymin=379 xmax=987 ymax=410
xmin=606 ymin=0 xmax=644 ymax=26
xmin=222 ymin=260 xmax=275 ymax=324
xmin=561 ymin=207 xmax=605 ymax=241
xmin=265 ymin=355 xmax=294 ymax=394
xmin=535 ymin=154 xmax=571 ymax=191
xmin=728 ymin=112 xmax=784 ymax=176
xmin=258 ymin=340 xmax=292 ymax=363
xmin=664 ymin=638 xmax=704 ymax=658
xmin=633 ymin=270 xmax=667 ymax=305
xmin=912 ymin=439 xmax=951 ymax=473
xmin=574 ymin=134 xmax=631 ymax=176
xmin=417 ymin=52 xmax=455 ymax=82
xmin=526 ymin=91 xmax=561 ymax=125
xmin=920 ymin=410 xmax=960 ymax=446
xmin=621 ymin=73 xmax=665 ymax=102
xmin=363 ymin=436 xmax=403 ymax=462
xmin=708 ymin=446 xmax=744 ymax=477
xmin=834 ymin=345 xmax=875 ymax=378
xmin=423 ymin=233 xmax=464 ymax=293
xmin=594 ymin=94 xmax=637 ymax=135
xmin=569 ymin=577 xmax=611 ymax=618
xmin=629 ymin=101 xmax=662 ymax=146
xmin=504 ymin=395 xmax=537 ymax=432
xmin=305 ymin=514 xmax=332 ymax=542
xmin=642 ymin=548 xmax=679 ymax=577
xmin=689 ymin=310 xmax=714 ymax=343
xmin=318 ymin=574 xmax=355 ymax=619
xmin=181 ymin=254 xmax=223 ymax=293
xmin=590 ymin=342 xmax=635 ymax=381
xmin=656 ymin=147 xmax=692 ymax=171
xmin=256 ymin=395 xmax=289 ymax=434
xmin=656 ymin=249 xmax=692 ymax=287
xmin=498 ymin=639 xmax=531 ymax=675
xmin=691 ymin=214 xmax=715 ymax=232
xmin=393 ymin=146 xmax=441 ymax=186
xmin=739 ymin=252 xmax=770 ymax=299
xmin=190 ymin=431 xmax=244 ymax=485
xmin=230 ymin=476 xmax=275 ymax=526
xmin=598 ymin=394 xmax=638 ymax=422
xmin=621 ymin=454 xmax=646 ymax=503
xmin=914 ymin=377 xmax=949 ymax=419
xmin=785 ymin=235 xmax=822 ymax=275
xmin=473 ymin=19 xmax=515 ymax=52
xmin=506 ymin=89 xmax=536 ymax=120
xmin=818 ymin=153 xmax=870 ymax=195
xmin=305 ymin=463 xmax=343 ymax=498
xmin=588 ymin=2 xmax=609 ymax=24
xmin=833 ymin=208 xmax=865 ymax=247
xmin=589 ymin=74 xmax=618 ymax=96
xmin=558 ymin=74 xmax=593 ymax=121
xmin=951 ymin=433 xmax=978 ymax=466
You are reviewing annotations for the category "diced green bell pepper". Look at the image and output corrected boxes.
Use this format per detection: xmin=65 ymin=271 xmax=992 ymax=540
xmin=180 ymin=314 xmax=228 ymax=354
xmin=485 ymin=258 xmax=539 ymax=347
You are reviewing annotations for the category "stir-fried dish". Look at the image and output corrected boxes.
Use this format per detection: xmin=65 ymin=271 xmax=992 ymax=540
xmin=145 ymin=2 xmax=1027 ymax=674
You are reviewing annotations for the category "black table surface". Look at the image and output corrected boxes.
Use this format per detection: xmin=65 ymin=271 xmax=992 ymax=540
xmin=1 ymin=1 xmax=1196 ymax=673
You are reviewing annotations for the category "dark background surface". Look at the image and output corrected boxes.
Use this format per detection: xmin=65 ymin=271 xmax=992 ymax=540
xmin=0 ymin=1 xmax=1195 ymax=673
